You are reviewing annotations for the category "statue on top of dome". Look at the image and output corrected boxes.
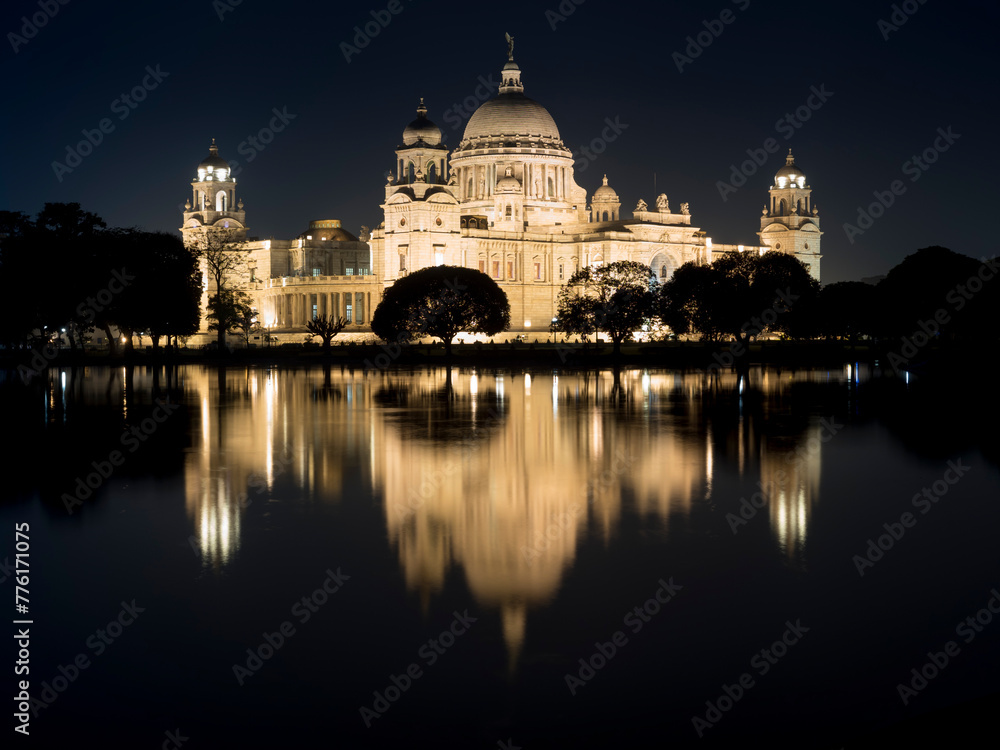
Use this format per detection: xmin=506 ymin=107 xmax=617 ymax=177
xmin=505 ymin=32 xmax=514 ymax=61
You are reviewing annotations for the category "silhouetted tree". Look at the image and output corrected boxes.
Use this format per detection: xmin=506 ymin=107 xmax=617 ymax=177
xmin=875 ymin=246 xmax=997 ymax=342
xmin=659 ymin=252 xmax=817 ymax=345
xmin=371 ymin=265 xmax=510 ymax=356
xmin=306 ymin=314 xmax=347 ymax=352
xmin=555 ymin=260 xmax=658 ymax=356
xmin=189 ymin=228 xmax=250 ymax=351
xmin=659 ymin=262 xmax=725 ymax=341
xmin=817 ymin=281 xmax=878 ymax=341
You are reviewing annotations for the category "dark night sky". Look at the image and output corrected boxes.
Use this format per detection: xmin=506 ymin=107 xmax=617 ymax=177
xmin=3 ymin=0 xmax=997 ymax=282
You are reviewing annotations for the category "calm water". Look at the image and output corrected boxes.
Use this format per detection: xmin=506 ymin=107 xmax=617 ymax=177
xmin=3 ymin=364 xmax=999 ymax=748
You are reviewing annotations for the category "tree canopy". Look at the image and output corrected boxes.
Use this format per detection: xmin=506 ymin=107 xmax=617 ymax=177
xmin=554 ymin=260 xmax=658 ymax=355
xmin=660 ymin=252 xmax=818 ymax=344
xmin=371 ymin=265 xmax=510 ymax=355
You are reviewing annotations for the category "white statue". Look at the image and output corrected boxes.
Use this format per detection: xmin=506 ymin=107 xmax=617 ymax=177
xmin=680 ymin=202 xmax=690 ymax=215
xmin=656 ymin=193 xmax=669 ymax=212
xmin=636 ymin=198 xmax=648 ymax=212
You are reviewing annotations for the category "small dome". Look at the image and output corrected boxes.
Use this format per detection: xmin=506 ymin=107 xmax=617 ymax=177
xmin=402 ymin=99 xmax=442 ymax=146
xmin=775 ymin=150 xmax=806 ymax=187
xmin=198 ymin=139 xmax=230 ymax=173
xmin=593 ymin=175 xmax=618 ymax=200
xmin=496 ymin=177 xmax=521 ymax=193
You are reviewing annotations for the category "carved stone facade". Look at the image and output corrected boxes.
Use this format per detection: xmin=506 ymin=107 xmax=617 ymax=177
xmin=370 ymin=49 xmax=822 ymax=331
xmin=179 ymin=46 xmax=822 ymax=338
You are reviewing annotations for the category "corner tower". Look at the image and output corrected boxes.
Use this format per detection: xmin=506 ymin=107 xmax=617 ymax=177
xmin=758 ymin=150 xmax=822 ymax=281
xmin=180 ymin=139 xmax=247 ymax=247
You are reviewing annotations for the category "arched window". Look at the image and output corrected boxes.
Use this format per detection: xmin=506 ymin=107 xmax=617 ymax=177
xmin=661 ymin=265 xmax=667 ymax=279
xmin=602 ymin=211 xmax=609 ymax=221
xmin=779 ymin=199 xmax=787 ymax=215
xmin=407 ymin=162 xmax=415 ymax=184
xmin=796 ymin=199 xmax=802 ymax=212
xmin=216 ymin=191 xmax=227 ymax=211
xmin=427 ymin=162 xmax=437 ymax=184
xmin=505 ymin=205 xmax=512 ymax=219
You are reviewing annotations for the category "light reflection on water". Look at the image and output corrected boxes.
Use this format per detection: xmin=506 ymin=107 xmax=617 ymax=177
xmin=171 ymin=366 xmax=844 ymax=666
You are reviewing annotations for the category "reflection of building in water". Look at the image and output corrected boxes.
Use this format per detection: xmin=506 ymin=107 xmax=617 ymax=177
xmin=181 ymin=368 xmax=375 ymax=568
xmin=760 ymin=423 xmax=822 ymax=561
xmin=173 ymin=365 xmax=824 ymax=657
xmin=371 ymin=369 xmax=714 ymax=670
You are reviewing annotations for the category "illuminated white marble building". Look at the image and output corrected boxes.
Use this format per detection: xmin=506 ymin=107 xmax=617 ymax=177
xmin=370 ymin=44 xmax=823 ymax=332
xmin=179 ymin=43 xmax=822 ymax=337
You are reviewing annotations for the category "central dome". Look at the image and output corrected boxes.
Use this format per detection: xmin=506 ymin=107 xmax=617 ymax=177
xmin=463 ymin=94 xmax=561 ymax=142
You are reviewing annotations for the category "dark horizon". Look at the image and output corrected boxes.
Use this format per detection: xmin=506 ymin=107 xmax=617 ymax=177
xmin=4 ymin=0 xmax=996 ymax=283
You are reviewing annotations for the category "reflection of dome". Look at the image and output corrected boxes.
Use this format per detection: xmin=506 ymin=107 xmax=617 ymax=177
xmin=198 ymin=140 xmax=229 ymax=173
xmin=775 ymin=150 xmax=806 ymax=187
xmin=593 ymin=175 xmax=618 ymax=200
xmin=402 ymin=99 xmax=442 ymax=146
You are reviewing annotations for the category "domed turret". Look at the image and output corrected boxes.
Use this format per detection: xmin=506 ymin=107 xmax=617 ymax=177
xmin=591 ymin=175 xmax=621 ymax=222
xmin=197 ymin=139 xmax=230 ymax=180
xmin=593 ymin=174 xmax=618 ymax=201
xmin=402 ymin=99 xmax=442 ymax=147
xmin=774 ymin=150 xmax=806 ymax=189
xmin=496 ymin=166 xmax=522 ymax=194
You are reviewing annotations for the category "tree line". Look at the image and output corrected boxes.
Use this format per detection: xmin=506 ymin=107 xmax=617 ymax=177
xmin=0 ymin=203 xmax=202 ymax=354
xmin=369 ymin=246 xmax=998 ymax=357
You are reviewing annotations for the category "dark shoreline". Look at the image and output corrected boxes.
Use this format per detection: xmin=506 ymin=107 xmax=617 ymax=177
xmin=3 ymin=340 xmax=993 ymax=376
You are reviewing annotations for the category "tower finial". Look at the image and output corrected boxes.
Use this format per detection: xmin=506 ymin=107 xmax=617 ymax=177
xmin=416 ymin=98 xmax=427 ymax=118
xmin=602 ymin=174 xmax=609 ymax=186
xmin=786 ymin=149 xmax=795 ymax=165
xmin=505 ymin=32 xmax=514 ymax=61
xmin=210 ymin=138 xmax=218 ymax=155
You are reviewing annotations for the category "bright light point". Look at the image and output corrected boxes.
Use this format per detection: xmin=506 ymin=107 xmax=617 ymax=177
xmin=524 ymin=321 xmax=531 ymax=328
